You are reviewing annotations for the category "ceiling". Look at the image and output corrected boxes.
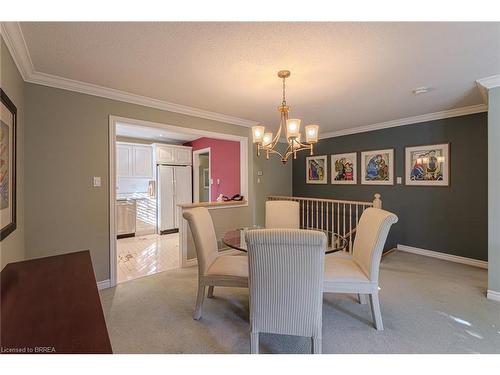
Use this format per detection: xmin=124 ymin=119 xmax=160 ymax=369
xmin=16 ymin=22 xmax=500 ymax=133
xmin=116 ymin=122 xmax=199 ymax=143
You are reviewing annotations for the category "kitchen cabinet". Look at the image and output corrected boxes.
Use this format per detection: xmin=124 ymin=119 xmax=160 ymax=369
xmin=117 ymin=144 xmax=133 ymax=176
xmin=116 ymin=143 xmax=154 ymax=178
xmin=116 ymin=200 xmax=136 ymax=236
xmin=154 ymin=144 xmax=192 ymax=165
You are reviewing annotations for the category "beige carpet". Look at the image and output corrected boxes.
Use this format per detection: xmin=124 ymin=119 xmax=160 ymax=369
xmin=99 ymin=251 xmax=500 ymax=354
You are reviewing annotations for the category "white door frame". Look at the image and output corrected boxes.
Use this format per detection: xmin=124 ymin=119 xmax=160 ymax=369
xmin=193 ymin=147 xmax=211 ymax=203
xmin=109 ymin=115 xmax=249 ymax=287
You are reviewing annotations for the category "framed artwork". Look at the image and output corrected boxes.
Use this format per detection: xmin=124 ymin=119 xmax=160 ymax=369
xmin=331 ymin=152 xmax=357 ymax=185
xmin=0 ymin=89 xmax=17 ymax=241
xmin=306 ymin=155 xmax=327 ymax=184
xmin=361 ymin=148 xmax=394 ymax=185
xmin=405 ymin=143 xmax=450 ymax=186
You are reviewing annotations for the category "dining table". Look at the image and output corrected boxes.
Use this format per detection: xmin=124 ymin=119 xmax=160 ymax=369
xmin=222 ymin=227 xmax=348 ymax=254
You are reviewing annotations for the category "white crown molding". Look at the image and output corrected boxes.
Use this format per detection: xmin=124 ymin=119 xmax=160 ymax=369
xmin=1 ymin=22 xmax=34 ymax=80
xmin=319 ymin=104 xmax=488 ymax=139
xmin=476 ymin=74 xmax=500 ymax=90
xmin=27 ymin=70 xmax=258 ymax=127
xmin=397 ymin=244 xmax=488 ymax=269
xmin=476 ymin=74 xmax=500 ymax=105
xmin=1 ymin=22 xmax=258 ymax=128
xmin=487 ymin=290 xmax=500 ymax=303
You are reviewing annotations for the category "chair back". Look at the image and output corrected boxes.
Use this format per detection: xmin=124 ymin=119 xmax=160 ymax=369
xmin=265 ymin=200 xmax=300 ymax=229
xmin=245 ymin=229 xmax=326 ymax=338
xmin=352 ymin=208 xmax=398 ymax=282
xmin=182 ymin=207 xmax=218 ymax=275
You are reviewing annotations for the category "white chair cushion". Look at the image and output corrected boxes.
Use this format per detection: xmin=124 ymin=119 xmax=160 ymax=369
xmin=206 ymin=255 xmax=248 ymax=278
xmin=324 ymin=256 xmax=369 ymax=283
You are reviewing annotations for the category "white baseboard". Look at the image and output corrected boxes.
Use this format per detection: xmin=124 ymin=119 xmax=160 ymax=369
xmin=487 ymin=290 xmax=500 ymax=302
xmin=184 ymin=258 xmax=198 ymax=268
xmin=97 ymin=279 xmax=111 ymax=290
xmin=397 ymin=244 xmax=488 ymax=269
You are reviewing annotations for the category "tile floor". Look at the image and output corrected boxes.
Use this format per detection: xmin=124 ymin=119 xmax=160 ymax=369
xmin=117 ymin=233 xmax=180 ymax=283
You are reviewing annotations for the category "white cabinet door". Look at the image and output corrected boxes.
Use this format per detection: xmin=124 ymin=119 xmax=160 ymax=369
xmin=175 ymin=148 xmax=192 ymax=165
xmin=156 ymin=145 xmax=176 ymax=164
xmin=158 ymin=165 xmax=175 ymax=231
xmin=117 ymin=144 xmax=133 ymax=177
xmin=174 ymin=166 xmax=192 ymax=228
xmin=116 ymin=201 xmax=136 ymax=235
xmin=133 ymin=145 xmax=153 ymax=178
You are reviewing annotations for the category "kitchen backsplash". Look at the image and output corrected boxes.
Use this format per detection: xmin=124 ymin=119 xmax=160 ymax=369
xmin=117 ymin=177 xmax=151 ymax=194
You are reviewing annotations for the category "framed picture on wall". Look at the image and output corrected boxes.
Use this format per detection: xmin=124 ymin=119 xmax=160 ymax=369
xmin=361 ymin=148 xmax=394 ymax=185
xmin=0 ymin=89 xmax=17 ymax=241
xmin=405 ymin=143 xmax=450 ymax=186
xmin=331 ymin=152 xmax=357 ymax=185
xmin=306 ymin=155 xmax=327 ymax=184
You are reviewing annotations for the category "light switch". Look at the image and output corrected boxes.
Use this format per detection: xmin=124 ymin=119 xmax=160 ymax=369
xmin=257 ymin=177 xmax=261 ymax=184
xmin=396 ymin=176 xmax=402 ymax=184
xmin=93 ymin=176 xmax=101 ymax=187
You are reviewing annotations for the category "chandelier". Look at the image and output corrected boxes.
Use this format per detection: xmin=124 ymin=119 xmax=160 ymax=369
xmin=252 ymin=70 xmax=319 ymax=164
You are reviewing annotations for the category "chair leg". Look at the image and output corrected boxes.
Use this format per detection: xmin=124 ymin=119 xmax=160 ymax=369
xmin=369 ymin=292 xmax=384 ymax=330
xmin=207 ymin=285 xmax=215 ymax=298
xmin=312 ymin=336 xmax=322 ymax=354
xmin=358 ymin=293 xmax=368 ymax=304
xmin=250 ymin=332 xmax=259 ymax=354
xmin=193 ymin=283 xmax=206 ymax=320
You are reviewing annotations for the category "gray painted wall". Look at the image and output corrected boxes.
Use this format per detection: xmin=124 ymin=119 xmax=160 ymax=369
xmin=488 ymin=87 xmax=500 ymax=293
xmin=253 ymin=143 xmax=293 ymax=226
xmin=0 ymin=37 xmax=25 ymax=269
xmin=292 ymin=113 xmax=488 ymax=260
xmin=24 ymin=82 xmax=291 ymax=281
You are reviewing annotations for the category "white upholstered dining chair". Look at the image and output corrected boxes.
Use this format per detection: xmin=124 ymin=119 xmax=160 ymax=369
xmin=183 ymin=207 xmax=248 ymax=320
xmin=265 ymin=200 xmax=300 ymax=229
xmin=245 ymin=229 xmax=327 ymax=354
xmin=323 ymin=207 xmax=398 ymax=330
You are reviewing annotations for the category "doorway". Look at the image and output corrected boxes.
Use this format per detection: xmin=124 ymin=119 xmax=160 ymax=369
xmin=109 ymin=115 xmax=249 ymax=288
xmin=193 ymin=148 xmax=211 ymax=203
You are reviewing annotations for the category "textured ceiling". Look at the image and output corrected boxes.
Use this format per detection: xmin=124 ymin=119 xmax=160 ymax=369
xmin=20 ymin=22 xmax=500 ymax=132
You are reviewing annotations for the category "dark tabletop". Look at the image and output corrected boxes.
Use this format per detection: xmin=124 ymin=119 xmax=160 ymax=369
xmin=1 ymin=250 xmax=112 ymax=354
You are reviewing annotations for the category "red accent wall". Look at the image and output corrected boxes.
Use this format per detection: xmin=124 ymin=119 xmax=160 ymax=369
xmin=185 ymin=138 xmax=240 ymax=202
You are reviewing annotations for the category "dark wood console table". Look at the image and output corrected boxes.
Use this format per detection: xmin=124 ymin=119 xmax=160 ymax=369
xmin=1 ymin=251 xmax=112 ymax=354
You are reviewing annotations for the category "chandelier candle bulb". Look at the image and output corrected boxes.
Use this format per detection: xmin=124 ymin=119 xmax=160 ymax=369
xmin=252 ymin=125 xmax=265 ymax=143
xmin=262 ymin=132 xmax=273 ymax=148
xmin=305 ymin=124 xmax=319 ymax=143
xmin=286 ymin=119 xmax=301 ymax=139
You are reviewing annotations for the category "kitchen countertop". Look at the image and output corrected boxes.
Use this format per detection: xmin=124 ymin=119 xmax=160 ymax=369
xmin=116 ymin=192 xmax=153 ymax=201
xmin=178 ymin=200 xmax=247 ymax=209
